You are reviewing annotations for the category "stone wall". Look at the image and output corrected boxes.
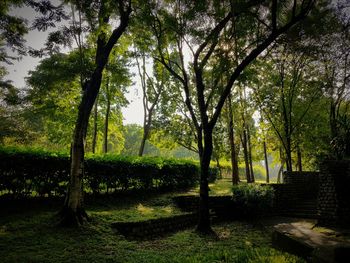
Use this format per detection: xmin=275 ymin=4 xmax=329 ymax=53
xmin=112 ymin=213 xmax=198 ymax=239
xmin=271 ymin=172 xmax=319 ymax=211
xmin=318 ymin=160 xmax=350 ymax=227
xmin=283 ymin=171 xmax=319 ymax=193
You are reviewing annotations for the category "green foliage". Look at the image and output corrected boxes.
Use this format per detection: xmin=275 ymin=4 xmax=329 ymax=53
xmin=232 ymin=183 xmax=275 ymax=218
xmin=330 ymin=114 xmax=350 ymax=159
xmin=0 ymin=147 xmax=200 ymax=197
xmin=238 ymin=163 xmax=266 ymax=181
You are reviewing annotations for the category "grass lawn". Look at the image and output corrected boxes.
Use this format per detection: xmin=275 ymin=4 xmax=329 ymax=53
xmin=186 ymin=178 xmax=269 ymax=196
xmin=184 ymin=179 xmax=233 ymax=196
xmin=0 ymin=185 xmax=305 ymax=263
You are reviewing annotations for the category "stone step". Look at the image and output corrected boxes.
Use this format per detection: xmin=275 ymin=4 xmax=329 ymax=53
xmin=280 ymin=212 xmax=318 ymax=219
xmin=281 ymin=207 xmax=317 ymax=210
xmin=272 ymin=222 xmax=350 ymax=262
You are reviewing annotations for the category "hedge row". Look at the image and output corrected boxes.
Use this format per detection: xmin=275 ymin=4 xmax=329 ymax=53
xmin=0 ymin=147 xmax=217 ymax=198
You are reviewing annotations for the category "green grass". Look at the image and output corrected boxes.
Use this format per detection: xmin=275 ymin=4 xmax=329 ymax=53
xmin=185 ymin=179 xmax=233 ymax=196
xmin=186 ymin=179 xmax=269 ymax=196
xmin=0 ymin=186 xmax=305 ymax=263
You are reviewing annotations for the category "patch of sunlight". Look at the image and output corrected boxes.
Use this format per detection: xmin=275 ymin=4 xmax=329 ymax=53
xmin=218 ymin=229 xmax=231 ymax=239
xmin=137 ymin=203 xmax=154 ymax=215
xmin=214 ymin=189 xmax=231 ymax=195
xmin=162 ymin=206 xmax=173 ymax=214
xmin=245 ymin=240 xmax=252 ymax=246
xmin=209 ymin=180 xmax=233 ymax=195
xmin=313 ymin=226 xmax=338 ymax=236
xmin=93 ymin=211 xmax=113 ymax=215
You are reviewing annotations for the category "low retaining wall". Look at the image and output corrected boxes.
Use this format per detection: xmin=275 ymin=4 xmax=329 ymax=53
xmin=112 ymin=213 xmax=198 ymax=239
xmin=172 ymin=195 xmax=235 ymax=218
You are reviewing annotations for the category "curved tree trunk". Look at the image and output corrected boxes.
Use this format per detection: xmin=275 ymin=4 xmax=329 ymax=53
xmin=60 ymin=71 xmax=102 ymax=226
xmin=92 ymin=97 xmax=98 ymax=153
xmin=59 ymin=0 xmax=131 ymax=226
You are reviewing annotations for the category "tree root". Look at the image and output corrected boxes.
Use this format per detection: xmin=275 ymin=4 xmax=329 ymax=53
xmin=195 ymin=224 xmax=217 ymax=238
xmin=58 ymin=206 xmax=89 ymax=227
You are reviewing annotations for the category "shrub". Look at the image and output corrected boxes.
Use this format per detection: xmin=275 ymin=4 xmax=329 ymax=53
xmin=232 ymin=183 xmax=274 ymax=218
xmin=0 ymin=147 xmax=201 ymax=198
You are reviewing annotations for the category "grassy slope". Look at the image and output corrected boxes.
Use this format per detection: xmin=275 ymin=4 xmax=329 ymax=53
xmin=0 ymin=183 xmax=305 ymax=263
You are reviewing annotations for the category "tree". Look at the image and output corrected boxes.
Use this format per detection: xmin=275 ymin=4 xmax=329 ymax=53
xmin=226 ymin=92 xmax=240 ymax=184
xmin=60 ymin=0 xmax=132 ymax=226
xmin=134 ymin=53 xmax=165 ymax=156
xmin=26 ymin=51 xmax=90 ymax=148
xmin=148 ymin=0 xmax=316 ymax=233
xmin=101 ymin=47 xmax=131 ymax=154
xmin=253 ymin=45 xmax=321 ymax=172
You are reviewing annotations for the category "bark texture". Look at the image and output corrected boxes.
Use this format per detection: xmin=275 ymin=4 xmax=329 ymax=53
xmin=92 ymin=98 xmax=98 ymax=153
xmin=103 ymin=76 xmax=110 ymax=154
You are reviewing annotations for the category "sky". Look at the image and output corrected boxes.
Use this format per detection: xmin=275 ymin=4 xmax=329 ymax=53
xmin=4 ymin=2 xmax=144 ymax=125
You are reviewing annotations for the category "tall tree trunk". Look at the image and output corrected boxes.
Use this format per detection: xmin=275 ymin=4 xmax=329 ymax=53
xmin=138 ymin=126 xmax=148 ymax=156
xmin=277 ymin=147 xmax=285 ymax=183
xmin=103 ymin=78 xmax=110 ymax=154
xmin=285 ymin=136 xmax=293 ymax=172
xmin=215 ymin=157 xmax=222 ymax=179
xmin=136 ymin=53 xmax=161 ymax=157
xmin=241 ymin=130 xmax=251 ymax=183
xmin=247 ymin=125 xmax=255 ymax=182
xmin=263 ymin=140 xmax=269 ymax=183
xmin=227 ymin=93 xmax=239 ymax=184
xmin=196 ymin=128 xmax=214 ymax=234
xmin=330 ymin=101 xmax=337 ymax=139
xmin=60 ymin=70 xmax=103 ymax=226
xmin=139 ymin=110 xmax=153 ymax=156
xmin=92 ymin=97 xmax=98 ymax=154
xmin=297 ymin=145 xmax=302 ymax=172
xmin=137 ymin=53 xmax=148 ymax=157
xmin=139 ymin=123 xmax=151 ymax=156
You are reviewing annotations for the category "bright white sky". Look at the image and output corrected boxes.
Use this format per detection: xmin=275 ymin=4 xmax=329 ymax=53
xmin=4 ymin=3 xmax=144 ymax=125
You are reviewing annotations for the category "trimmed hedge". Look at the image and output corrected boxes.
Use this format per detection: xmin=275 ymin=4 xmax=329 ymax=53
xmin=0 ymin=147 xmax=210 ymax=198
